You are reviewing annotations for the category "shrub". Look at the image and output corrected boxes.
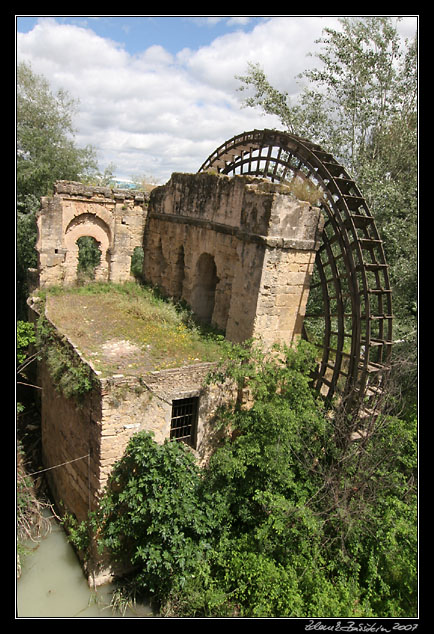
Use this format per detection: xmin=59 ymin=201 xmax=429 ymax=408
xmin=83 ymin=340 xmax=417 ymax=617
xmin=92 ymin=431 xmax=217 ymax=603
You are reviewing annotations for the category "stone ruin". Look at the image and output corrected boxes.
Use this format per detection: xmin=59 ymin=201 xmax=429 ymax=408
xmin=36 ymin=179 xmax=147 ymax=287
xmin=30 ymin=170 xmax=325 ymax=584
xmin=36 ymin=172 xmax=324 ymax=347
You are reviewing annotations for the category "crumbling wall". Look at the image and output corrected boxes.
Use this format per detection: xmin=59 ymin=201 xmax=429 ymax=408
xmin=30 ymin=298 xmax=235 ymax=524
xmin=143 ymin=172 xmax=324 ymax=347
xmin=32 ymin=170 xmax=325 ymax=547
xmin=36 ymin=181 xmax=147 ymax=287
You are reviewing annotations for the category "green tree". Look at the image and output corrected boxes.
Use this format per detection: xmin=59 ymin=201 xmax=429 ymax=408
xmin=237 ymin=16 xmax=417 ymax=400
xmin=16 ymin=62 xmax=100 ymax=317
xmin=76 ymin=236 xmax=102 ymax=282
xmin=238 ymin=18 xmax=415 ymax=170
xmin=80 ymin=340 xmax=416 ymax=617
xmin=17 ymin=61 xmax=98 ymax=203
xmin=89 ymin=431 xmax=218 ymax=607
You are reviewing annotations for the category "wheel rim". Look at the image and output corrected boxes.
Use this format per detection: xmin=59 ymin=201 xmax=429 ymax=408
xmin=199 ymin=129 xmax=393 ymax=408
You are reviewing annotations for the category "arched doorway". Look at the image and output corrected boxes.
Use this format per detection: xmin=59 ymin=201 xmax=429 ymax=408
xmin=191 ymin=253 xmax=219 ymax=324
xmin=76 ymin=236 xmax=102 ymax=282
xmin=64 ymin=213 xmax=111 ymax=285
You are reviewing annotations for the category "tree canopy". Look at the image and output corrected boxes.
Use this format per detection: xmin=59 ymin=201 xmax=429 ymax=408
xmin=237 ymin=16 xmax=417 ymax=394
xmin=17 ymin=61 xmax=98 ymax=206
xmin=16 ymin=62 xmax=102 ymax=318
xmin=76 ymin=340 xmax=417 ymax=617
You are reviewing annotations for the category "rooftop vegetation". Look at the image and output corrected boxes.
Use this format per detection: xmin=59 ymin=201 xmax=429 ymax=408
xmin=38 ymin=281 xmax=226 ymax=377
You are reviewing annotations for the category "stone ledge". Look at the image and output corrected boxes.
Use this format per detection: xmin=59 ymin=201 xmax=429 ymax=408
xmin=148 ymin=211 xmax=321 ymax=250
xmin=54 ymin=180 xmax=147 ymax=204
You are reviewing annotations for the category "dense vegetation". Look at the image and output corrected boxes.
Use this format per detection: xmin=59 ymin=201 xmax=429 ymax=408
xmin=70 ymin=340 xmax=416 ymax=617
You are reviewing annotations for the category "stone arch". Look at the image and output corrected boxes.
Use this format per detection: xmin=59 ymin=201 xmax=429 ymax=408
xmin=63 ymin=213 xmax=111 ymax=284
xmin=191 ymin=253 xmax=219 ymax=324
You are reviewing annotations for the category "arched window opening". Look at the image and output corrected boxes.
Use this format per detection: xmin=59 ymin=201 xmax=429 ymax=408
xmin=192 ymin=253 xmax=219 ymax=324
xmin=76 ymin=236 xmax=101 ymax=283
xmin=155 ymin=238 xmax=167 ymax=288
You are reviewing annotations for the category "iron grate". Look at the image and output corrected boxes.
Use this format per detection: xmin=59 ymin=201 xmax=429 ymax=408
xmin=170 ymin=397 xmax=199 ymax=447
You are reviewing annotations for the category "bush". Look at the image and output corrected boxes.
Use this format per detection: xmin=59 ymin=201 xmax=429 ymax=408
xmin=17 ymin=320 xmax=36 ymax=366
xmin=83 ymin=340 xmax=417 ymax=617
xmin=92 ymin=431 xmax=217 ymax=603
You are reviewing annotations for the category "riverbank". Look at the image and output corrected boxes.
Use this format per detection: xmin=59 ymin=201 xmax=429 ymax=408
xmin=17 ymin=512 xmax=154 ymax=618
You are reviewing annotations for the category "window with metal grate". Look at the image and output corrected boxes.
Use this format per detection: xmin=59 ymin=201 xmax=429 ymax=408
xmin=170 ymin=397 xmax=199 ymax=448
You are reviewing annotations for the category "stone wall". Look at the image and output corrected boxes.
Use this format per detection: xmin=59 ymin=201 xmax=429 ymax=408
xmin=31 ymin=300 xmax=236 ymax=524
xmin=143 ymin=172 xmax=324 ymax=346
xmin=31 ymin=171 xmax=325 ymax=585
xmin=36 ymin=181 xmax=147 ymax=287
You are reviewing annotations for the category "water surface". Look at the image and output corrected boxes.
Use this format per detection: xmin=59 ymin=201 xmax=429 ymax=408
xmin=17 ymin=515 xmax=154 ymax=618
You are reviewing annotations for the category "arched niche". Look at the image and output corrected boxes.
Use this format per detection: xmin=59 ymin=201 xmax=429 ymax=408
xmin=191 ymin=253 xmax=219 ymax=324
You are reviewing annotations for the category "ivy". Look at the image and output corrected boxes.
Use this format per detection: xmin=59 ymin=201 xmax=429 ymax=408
xmin=35 ymin=313 xmax=96 ymax=402
xmin=17 ymin=320 xmax=36 ymax=366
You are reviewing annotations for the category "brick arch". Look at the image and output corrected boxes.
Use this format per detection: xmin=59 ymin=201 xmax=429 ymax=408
xmin=63 ymin=213 xmax=111 ymax=284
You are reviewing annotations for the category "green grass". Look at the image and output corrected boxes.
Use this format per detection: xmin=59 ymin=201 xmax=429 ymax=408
xmin=41 ymin=281 xmax=226 ymax=376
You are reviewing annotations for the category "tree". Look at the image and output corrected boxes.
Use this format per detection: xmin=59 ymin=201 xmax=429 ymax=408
xmin=17 ymin=61 xmax=98 ymax=203
xmin=77 ymin=341 xmax=416 ymax=617
xmin=238 ymin=18 xmax=415 ymax=171
xmin=16 ymin=62 xmax=100 ymax=317
xmin=237 ymin=17 xmax=418 ymax=400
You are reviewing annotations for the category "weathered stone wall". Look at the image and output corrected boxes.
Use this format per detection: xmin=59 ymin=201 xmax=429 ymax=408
xmin=35 ymin=174 xmax=324 ymax=347
xmin=36 ymin=181 xmax=147 ymax=287
xmin=143 ymin=172 xmax=324 ymax=346
xmin=31 ymin=299 xmax=236 ymax=524
xmin=99 ymin=365 xmax=235 ymax=485
xmin=31 ymin=171 xmax=325 ymax=585
xmin=39 ymin=360 xmax=102 ymax=523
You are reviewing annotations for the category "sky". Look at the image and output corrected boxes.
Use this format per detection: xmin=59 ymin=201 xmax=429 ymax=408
xmin=16 ymin=15 xmax=418 ymax=184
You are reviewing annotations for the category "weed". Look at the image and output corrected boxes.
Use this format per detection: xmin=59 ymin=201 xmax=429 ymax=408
xmin=39 ymin=281 xmax=225 ymax=376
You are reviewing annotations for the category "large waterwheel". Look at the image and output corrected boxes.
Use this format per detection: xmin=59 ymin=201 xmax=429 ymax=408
xmin=199 ymin=129 xmax=393 ymax=412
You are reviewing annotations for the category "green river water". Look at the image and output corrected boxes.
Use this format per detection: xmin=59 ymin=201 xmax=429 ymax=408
xmin=16 ymin=514 xmax=154 ymax=619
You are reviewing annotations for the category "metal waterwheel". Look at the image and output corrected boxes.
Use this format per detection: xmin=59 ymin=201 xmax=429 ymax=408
xmin=199 ymin=129 xmax=393 ymax=412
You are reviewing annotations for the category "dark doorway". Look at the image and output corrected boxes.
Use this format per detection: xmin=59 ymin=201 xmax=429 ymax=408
xmin=192 ymin=253 xmax=218 ymax=324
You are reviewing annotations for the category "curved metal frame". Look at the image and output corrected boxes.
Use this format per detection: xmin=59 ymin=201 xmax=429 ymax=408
xmin=199 ymin=129 xmax=392 ymax=408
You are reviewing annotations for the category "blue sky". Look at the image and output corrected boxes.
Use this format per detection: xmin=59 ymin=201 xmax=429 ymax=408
xmin=16 ymin=16 xmax=266 ymax=56
xmin=16 ymin=15 xmax=418 ymax=183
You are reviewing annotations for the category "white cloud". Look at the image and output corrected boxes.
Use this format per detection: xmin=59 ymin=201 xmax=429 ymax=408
xmin=178 ymin=16 xmax=339 ymax=95
xmin=17 ymin=18 xmax=281 ymax=182
xmin=16 ymin=16 xmax=417 ymax=183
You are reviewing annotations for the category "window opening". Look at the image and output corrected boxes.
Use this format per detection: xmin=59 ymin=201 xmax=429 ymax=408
xmin=170 ymin=397 xmax=199 ymax=447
